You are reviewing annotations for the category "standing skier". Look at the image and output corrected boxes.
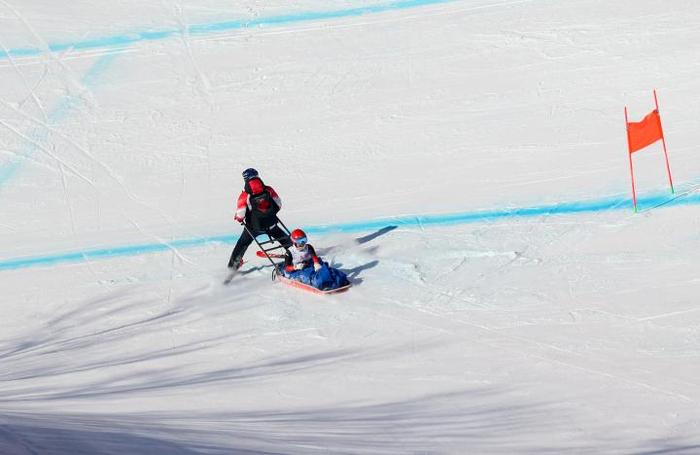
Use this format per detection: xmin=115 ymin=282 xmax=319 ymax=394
xmin=227 ymin=168 xmax=291 ymax=272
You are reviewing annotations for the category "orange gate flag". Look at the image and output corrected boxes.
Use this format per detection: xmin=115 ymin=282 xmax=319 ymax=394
xmin=624 ymin=90 xmax=675 ymax=212
xmin=627 ymin=109 xmax=663 ymax=153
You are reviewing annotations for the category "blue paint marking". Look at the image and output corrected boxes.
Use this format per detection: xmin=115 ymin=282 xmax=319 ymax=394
xmin=0 ymin=0 xmax=453 ymax=60
xmin=305 ymin=191 xmax=700 ymax=234
xmin=0 ymin=53 xmax=117 ymax=189
xmin=0 ymin=234 xmax=232 ymax=272
xmin=1 ymin=190 xmax=698 ymax=272
xmin=82 ymin=53 xmax=119 ymax=87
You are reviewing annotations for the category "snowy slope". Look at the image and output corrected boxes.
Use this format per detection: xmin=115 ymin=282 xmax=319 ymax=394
xmin=1 ymin=0 xmax=700 ymax=453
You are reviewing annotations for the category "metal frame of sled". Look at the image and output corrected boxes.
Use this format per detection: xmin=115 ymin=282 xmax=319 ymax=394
xmin=242 ymin=220 xmax=290 ymax=265
xmin=241 ymin=218 xmax=290 ymax=281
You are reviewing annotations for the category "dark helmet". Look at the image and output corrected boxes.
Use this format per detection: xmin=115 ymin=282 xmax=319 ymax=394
xmin=242 ymin=168 xmax=259 ymax=181
xmin=290 ymin=228 xmax=308 ymax=247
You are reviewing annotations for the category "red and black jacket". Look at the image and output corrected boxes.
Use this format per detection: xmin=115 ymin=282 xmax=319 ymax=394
xmin=234 ymin=177 xmax=281 ymax=231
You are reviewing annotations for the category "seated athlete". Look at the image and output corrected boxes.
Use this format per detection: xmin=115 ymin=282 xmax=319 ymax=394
xmin=284 ymin=229 xmax=322 ymax=273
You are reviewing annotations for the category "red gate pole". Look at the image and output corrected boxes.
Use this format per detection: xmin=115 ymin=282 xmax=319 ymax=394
xmin=653 ymin=89 xmax=675 ymax=194
xmin=625 ymin=106 xmax=638 ymax=212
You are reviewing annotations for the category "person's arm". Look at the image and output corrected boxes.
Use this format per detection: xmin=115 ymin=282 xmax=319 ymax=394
xmin=307 ymin=245 xmax=320 ymax=264
xmin=267 ymin=186 xmax=282 ymax=209
xmin=234 ymin=191 xmax=248 ymax=223
xmin=308 ymin=245 xmax=322 ymax=271
xmin=284 ymin=250 xmax=295 ymax=272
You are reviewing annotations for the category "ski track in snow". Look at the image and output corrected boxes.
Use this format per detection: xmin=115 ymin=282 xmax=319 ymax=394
xmin=0 ymin=52 xmax=118 ymax=187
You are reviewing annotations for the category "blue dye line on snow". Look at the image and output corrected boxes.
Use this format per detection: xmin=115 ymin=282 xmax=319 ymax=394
xmin=1 ymin=190 xmax=698 ymax=272
xmin=0 ymin=53 xmax=118 ymax=188
xmin=0 ymin=0 xmax=453 ymax=60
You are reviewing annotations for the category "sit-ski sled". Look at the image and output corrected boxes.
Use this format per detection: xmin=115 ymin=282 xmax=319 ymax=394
xmin=256 ymin=251 xmax=352 ymax=295
xmin=229 ymin=219 xmax=352 ymax=294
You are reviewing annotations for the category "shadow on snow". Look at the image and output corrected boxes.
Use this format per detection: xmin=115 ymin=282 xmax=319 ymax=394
xmin=0 ymin=280 xmax=695 ymax=453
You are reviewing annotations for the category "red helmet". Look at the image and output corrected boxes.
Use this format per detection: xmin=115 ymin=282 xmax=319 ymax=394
xmin=290 ymin=229 xmax=307 ymax=247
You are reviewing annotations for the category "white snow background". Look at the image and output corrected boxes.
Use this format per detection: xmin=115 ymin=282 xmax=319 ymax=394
xmin=1 ymin=0 xmax=700 ymax=453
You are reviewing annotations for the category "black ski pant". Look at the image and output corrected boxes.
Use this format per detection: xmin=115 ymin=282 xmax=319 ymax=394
xmin=228 ymin=224 xmax=291 ymax=268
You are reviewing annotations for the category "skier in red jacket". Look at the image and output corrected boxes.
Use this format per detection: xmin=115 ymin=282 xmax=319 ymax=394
xmin=227 ymin=168 xmax=291 ymax=271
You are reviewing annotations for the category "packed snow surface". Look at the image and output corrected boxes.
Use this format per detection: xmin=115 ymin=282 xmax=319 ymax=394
xmin=1 ymin=0 xmax=700 ymax=453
